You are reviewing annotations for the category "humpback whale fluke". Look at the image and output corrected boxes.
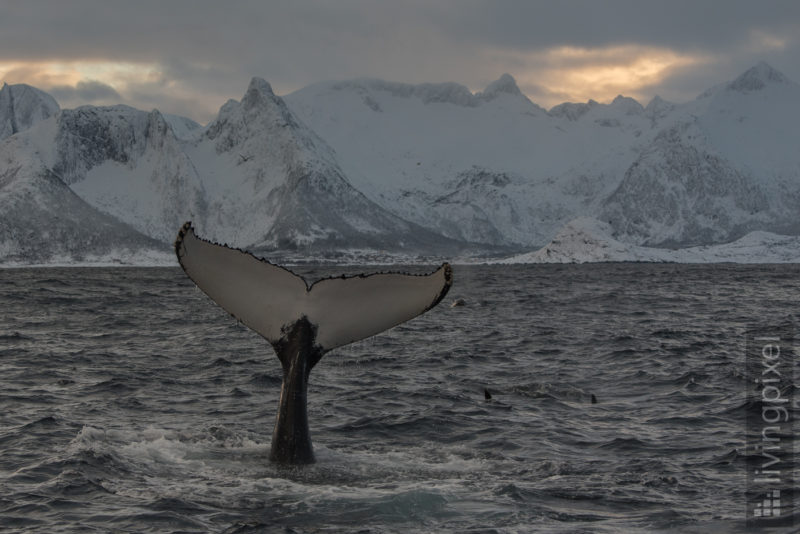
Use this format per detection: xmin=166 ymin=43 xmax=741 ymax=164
xmin=174 ymin=222 xmax=452 ymax=464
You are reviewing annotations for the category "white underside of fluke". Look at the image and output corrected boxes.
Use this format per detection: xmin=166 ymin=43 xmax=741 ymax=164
xmin=175 ymin=222 xmax=452 ymax=352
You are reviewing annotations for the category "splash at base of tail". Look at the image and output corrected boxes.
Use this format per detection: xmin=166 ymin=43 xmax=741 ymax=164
xmin=175 ymin=222 xmax=452 ymax=464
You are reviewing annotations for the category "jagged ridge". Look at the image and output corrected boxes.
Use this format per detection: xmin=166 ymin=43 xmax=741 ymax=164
xmin=1 ymin=62 xmax=799 ymax=264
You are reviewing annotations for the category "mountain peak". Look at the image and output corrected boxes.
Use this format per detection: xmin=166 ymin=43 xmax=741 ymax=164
xmin=242 ymin=77 xmax=277 ymax=108
xmin=247 ymin=77 xmax=274 ymax=96
xmin=727 ymin=61 xmax=789 ymax=93
xmin=482 ymin=74 xmax=522 ymax=98
xmin=205 ymin=77 xmax=328 ymax=170
xmin=548 ymin=100 xmax=598 ymax=121
xmin=208 ymin=76 xmax=300 ymax=138
xmin=644 ymin=95 xmax=674 ymax=120
xmin=647 ymin=95 xmax=669 ymax=107
xmin=610 ymin=95 xmax=644 ymax=115
xmin=0 ymin=82 xmax=61 ymax=140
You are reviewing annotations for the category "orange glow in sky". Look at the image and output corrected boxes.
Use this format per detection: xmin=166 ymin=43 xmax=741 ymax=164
xmin=500 ymin=45 xmax=710 ymax=108
xmin=0 ymin=61 xmax=163 ymax=95
xmin=0 ymin=46 xmax=732 ymax=119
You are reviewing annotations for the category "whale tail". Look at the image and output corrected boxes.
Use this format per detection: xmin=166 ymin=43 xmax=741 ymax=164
xmin=174 ymin=222 xmax=452 ymax=463
xmin=175 ymin=222 xmax=452 ymax=354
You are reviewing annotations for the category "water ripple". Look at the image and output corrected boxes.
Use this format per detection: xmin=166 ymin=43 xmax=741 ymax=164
xmin=0 ymin=264 xmax=797 ymax=532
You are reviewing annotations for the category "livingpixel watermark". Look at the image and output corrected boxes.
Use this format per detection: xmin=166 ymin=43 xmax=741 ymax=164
xmin=745 ymin=324 xmax=797 ymax=528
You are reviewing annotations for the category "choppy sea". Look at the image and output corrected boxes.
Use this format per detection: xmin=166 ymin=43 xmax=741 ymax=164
xmin=1 ymin=264 xmax=798 ymax=533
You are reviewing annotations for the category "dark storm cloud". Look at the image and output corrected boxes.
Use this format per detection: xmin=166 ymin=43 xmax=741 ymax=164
xmin=427 ymin=0 xmax=800 ymax=52
xmin=49 ymin=79 xmax=121 ymax=103
xmin=3 ymin=1 xmax=796 ymax=57
xmin=1 ymin=0 xmax=798 ymax=120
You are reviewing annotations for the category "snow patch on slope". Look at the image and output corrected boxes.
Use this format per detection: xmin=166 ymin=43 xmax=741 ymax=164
xmin=500 ymin=217 xmax=800 ymax=264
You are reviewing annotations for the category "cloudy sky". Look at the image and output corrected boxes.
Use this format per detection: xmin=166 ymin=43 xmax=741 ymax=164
xmin=1 ymin=0 xmax=798 ymax=123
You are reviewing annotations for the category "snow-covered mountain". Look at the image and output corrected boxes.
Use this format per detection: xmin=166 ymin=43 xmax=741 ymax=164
xmin=0 ymin=119 xmax=169 ymax=265
xmin=191 ymin=78 xmax=453 ymax=253
xmin=0 ymin=78 xmax=456 ymax=265
xmin=285 ymin=62 xmax=800 ymax=252
xmin=498 ymin=217 xmax=800 ymax=264
xmin=0 ymin=83 xmax=60 ymax=141
xmin=0 ymin=62 xmax=798 ymax=265
xmin=285 ymin=75 xmax=658 ymax=247
xmin=602 ymin=62 xmax=800 ymax=246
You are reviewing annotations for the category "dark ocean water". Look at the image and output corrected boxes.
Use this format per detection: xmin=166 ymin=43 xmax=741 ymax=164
xmin=1 ymin=264 xmax=798 ymax=533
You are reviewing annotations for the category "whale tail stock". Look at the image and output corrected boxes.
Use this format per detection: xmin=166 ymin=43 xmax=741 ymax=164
xmin=174 ymin=222 xmax=453 ymax=463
